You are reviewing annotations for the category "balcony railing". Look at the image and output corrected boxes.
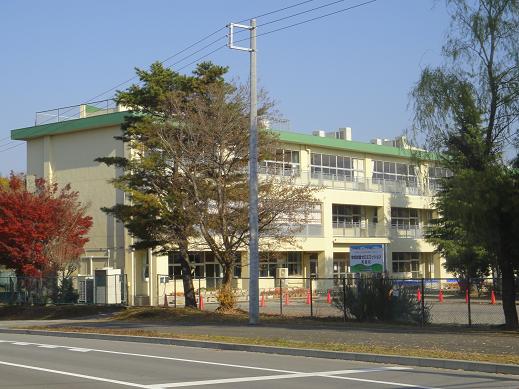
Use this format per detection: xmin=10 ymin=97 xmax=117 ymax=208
xmin=389 ymin=226 xmax=425 ymax=239
xmin=260 ymin=168 xmax=437 ymax=196
xmin=332 ymin=222 xmax=386 ymax=238
xmin=35 ymin=99 xmax=121 ymax=126
xmin=262 ymin=224 xmax=324 ymax=238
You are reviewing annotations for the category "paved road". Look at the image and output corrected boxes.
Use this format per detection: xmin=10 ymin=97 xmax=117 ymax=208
xmin=0 ymin=333 xmax=518 ymax=388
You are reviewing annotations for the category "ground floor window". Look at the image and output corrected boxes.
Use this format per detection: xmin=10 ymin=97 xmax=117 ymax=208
xmin=259 ymin=253 xmax=278 ymax=277
xmin=392 ymin=252 xmax=420 ymax=277
xmin=285 ymin=252 xmax=302 ymax=276
xmin=167 ymin=251 xmax=242 ymax=279
xmin=333 ymin=253 xmax=348 ymax=284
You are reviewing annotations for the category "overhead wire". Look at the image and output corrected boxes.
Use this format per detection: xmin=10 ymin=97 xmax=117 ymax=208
xmin=1 ymin=0 xmax=380 ymax=154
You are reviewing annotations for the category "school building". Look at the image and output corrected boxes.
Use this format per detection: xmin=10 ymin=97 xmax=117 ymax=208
xmin=11 ymin=101 xmax=450 ymax=305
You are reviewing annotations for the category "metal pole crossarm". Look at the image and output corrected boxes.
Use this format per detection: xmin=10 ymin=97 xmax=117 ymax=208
xmin=228 ymin=23 xmax=254 ymax=52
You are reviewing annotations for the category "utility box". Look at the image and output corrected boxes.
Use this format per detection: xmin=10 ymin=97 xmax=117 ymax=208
xmin=94 ymin=268 xmax=122 ymax=304
xmin=276 ymin=267 xmax=289 ymax=279
xmin=78 ymin=276 xmax=94 ymax=304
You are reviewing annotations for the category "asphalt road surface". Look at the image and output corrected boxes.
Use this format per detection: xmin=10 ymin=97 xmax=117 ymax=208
xmin=0 ymin=333 xmax=518 ymax=388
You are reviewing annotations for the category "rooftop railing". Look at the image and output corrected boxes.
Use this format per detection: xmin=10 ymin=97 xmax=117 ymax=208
xmin=35 ymin=99 xmax=121 ymax=126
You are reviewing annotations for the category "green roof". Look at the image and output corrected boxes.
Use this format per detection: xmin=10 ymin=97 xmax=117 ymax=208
xmin=11 ymin=111 xmax=436 ymax=160
xmin=277 ymin=130 xmax=437 ymax=160
xmin=11 ymin=111 xmax=129 ymax=140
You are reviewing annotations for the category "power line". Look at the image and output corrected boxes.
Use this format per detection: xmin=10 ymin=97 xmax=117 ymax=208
xmin=0 ymin=29 xmax=229 ymax=149
xmin=0 ymin=143 xmax=23 ymax=154
xmin=33 ymin=27 xmax=228 ymax=128
xmin=235 ymin=0 xmax=379 ymax=44
xmin=258 ymin=0 xmax=348 ymax=27
xmin=0 ymin=0 xmax=380 ymax=154
xmin=237 ymin=0 xmax=320 ymax=23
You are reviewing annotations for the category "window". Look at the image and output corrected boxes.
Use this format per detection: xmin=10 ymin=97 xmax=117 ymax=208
xmin=285 ymin=252 xmax=302 ymax=276
xmin=391 ymin=208 xmax=419 ymax=229
xmin=167 ymin=252 xmax=207 ymax=278
xmin=259 ymin=252 xmax=278 ymax=277
xmin=310 ymin=153 xmax=364 ymax=181
xmin=392 ymin=252 xmax=420 ymax=277
xmin=234 ymin=253 xmax=242 ymax=278
xmin=308 ymin=203 xmax=322 ymax=224
xmin=372 ymin=160 xmax=417 ymax=185
xmin=332 ymin=204 xmax=361 ymax=227
xmin=168 ymin=252 xmax=183 ymax=278
xmin=260 ymin=149 xmax=300 ymax=176
xmin=428 ymin=166 xmax=452 ymax=190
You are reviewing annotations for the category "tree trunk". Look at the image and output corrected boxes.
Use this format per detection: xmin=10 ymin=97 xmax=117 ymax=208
xmin=216 ymin=261 xmax=236 ymax=311
xmin=500 ymin=261 xmax=518 ymax=329
xmin=222 ymin=263 xmax=234 ymax=287
xmin=179 ymin=240 xmax=197 ymax=308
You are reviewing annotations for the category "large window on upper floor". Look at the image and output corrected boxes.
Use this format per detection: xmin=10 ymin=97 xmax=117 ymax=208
xmin=428 ymin=166 xmax=452 ymax=190
xmin=332 ymin=204 xmax=361 ymax=227
xmin=260 ymin=149 xmax=300 ymax=176
xmin=391 ymin=208 xmax=419 ymax=229
xmin=372 ymin=161 xmax=417 ymax=186
xmin=310 ymin=153 xmax=365 ymax=181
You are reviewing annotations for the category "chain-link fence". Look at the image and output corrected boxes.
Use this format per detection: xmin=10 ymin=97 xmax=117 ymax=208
xmin=0 ymin=274 xmax=128 ymax=306
xmin=159 ymin=275 xmax=519 ymax=326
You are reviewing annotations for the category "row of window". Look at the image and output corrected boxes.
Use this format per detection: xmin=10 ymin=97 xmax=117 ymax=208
xmin=262 ymin=149 xmax=451 ymax=186
xmin=168 ymin=251 xmax=422 ymax=279
xmin=310 ymin=153 xmax=365 ymax=181
xmin=167 ymin=251 xmax=305 ymax=278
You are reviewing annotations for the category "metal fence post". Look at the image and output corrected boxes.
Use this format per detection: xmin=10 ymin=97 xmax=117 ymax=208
xmin=173 ymin=276 xmax=177 ymax=308
xmin=198 ymin=276 xmax=201 ymax=309
xmin=310 ymin=277 xmax=313 ymax=318
xmin=279 ymin=278 xmax=283 ymax=316
xmin=342 ymin=277 xmax=347 ymax=321
xmin=467 ymin=278 xmax=472 ymax=327
xmin=421 ymin=277 xmax=425 ymax=327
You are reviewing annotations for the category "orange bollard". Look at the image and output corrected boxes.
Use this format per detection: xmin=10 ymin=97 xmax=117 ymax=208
xmin=260 ymin=293 xmax=265 ymax=307
xmin=416 ymin=288 xmax=422 ymax=302
xmin=438 ymin=289 xmax=444 ymax=303
xmin=306 ymin=289 xmax=311 ymax=305
xmin=327 ymin=290 xmax=332 ymax=304
xmin=491 ymin=290 xmax=496 ymax=305
xmin=284 ymin=292 xmax=289 ymax=306
xmin=199 ymin=294 xmax=205 ymax=310
xmin=465 ymin=289 xmax=469 ymax=304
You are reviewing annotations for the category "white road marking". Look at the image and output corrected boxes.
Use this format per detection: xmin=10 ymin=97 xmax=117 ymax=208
xmin=0 ymin=360 xmax=150 ymax=388
xmin=151 ymin=367 xmax=414 ymax=388
xmin=1 ymin=339 xmax=295 ymax=373
xmin=0 ymin=338 xmax=442 ymax=389
xmin=12 ymin=342 xmax=30 ymax=345
xmin=317 ymin=373 xmax=442 ymax=389
xmin=68 ymin=347 xmax=91 ymax=352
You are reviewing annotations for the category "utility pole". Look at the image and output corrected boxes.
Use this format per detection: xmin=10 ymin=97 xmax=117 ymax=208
xmin=228 ymin=19 xmax=259 ymax=325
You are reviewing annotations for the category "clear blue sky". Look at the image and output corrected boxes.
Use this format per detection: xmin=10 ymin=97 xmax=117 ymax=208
xmin=0 ymin=0 xmax=450 ymax=175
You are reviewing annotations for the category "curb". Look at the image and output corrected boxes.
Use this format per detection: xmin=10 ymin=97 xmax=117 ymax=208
xmin=1 ymin=328 xmax=518 ymax=375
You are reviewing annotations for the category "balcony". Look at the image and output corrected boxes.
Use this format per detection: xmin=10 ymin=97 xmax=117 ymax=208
xmin=389 ymin=226 xmax=425 ymax=239
xmin=34 ymin=99 xmax=122 ymax=126
xmin=333 ymin=222 xmax=386 ymax=238
xmin=260 ymin=169 xmax=437 ymax=197
xmin=263 ymin=224 xmax=324 ymax=238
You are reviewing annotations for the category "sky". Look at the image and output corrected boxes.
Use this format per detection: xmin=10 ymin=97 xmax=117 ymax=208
xmin=0 ymin=0 xmax=450 ymax=175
